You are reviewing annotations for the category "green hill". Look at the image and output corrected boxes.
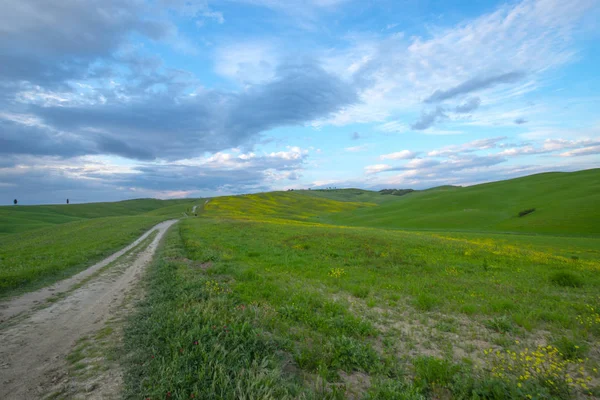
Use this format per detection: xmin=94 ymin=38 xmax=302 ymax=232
xmin=0 ymin=198 xmax=198 ymax=234
xmin=315 ymin=168 xmax=600 ymax=235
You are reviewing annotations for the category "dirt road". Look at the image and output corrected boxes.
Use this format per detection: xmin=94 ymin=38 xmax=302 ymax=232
xmin=0 ymin=219 xmax=177 ymax=399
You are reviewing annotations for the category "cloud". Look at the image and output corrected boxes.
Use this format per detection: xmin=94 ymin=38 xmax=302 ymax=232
xmin=380 ymin=150 xmax=419 ymax=160
xmin=377 ymin=162 xmax=598 ymax=190
xmin=560 ymin=145 xmax=600 ymax=157
xmin=0 ymin=0 xmax=170 ymax=86
xmin=454 ymin=97 xmax=481 ymax=113
xmin=411 ymin=97 xmax=480 ymax=130
xmin=2 ymin=0 xmax=599 ymax=203
xmin=411 ymin=107 xmax=447 ymax=130
xmin=365 ymin=164 xmax=393 ymax=174
xmin=214 ymin=41 xmax=278 ymax=84
xmin=497 ymin=138 xmax=600 ymax=157
xmin=0 ymin=147 xmax=310 ymax=204
xmin=404 ymin=158 xmax=441 ymax=169
xmin=367 ymin=154 xmax=506 ymax=176
xmin=345 ymin=145 xmax=369 ymax=152
xmin=320 ymin=0 xmax=596 ymax=128
xmin=424 ymin=72 xmax=526 ymax=103
xmin=3 ymin=62 xmax=357 ymax=161
xmin=427 ymin=137 xmax=508 ymax=157
xmin=377 ymin=121 xmax=408 ymax=133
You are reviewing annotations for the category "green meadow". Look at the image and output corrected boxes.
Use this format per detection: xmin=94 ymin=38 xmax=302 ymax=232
xmin=0 ymin=198 xmax=196 ymax=235
xmin=0 ymin=198 xmax=198 ymax=297
xmin=322 ymin=169 xmax=600 ymax=235
xmin=122 ymin=169 xmax=600 ymax=399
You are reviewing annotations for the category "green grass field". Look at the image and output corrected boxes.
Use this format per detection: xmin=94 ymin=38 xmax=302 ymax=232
xmin=0 ymin=198 xmax=199 ymax=297
xmin=0 ymin=198 xmax=196 ymax=234
xmin=319 ymin=169 xmax=600 ymax=235
xmin=123 ymin=172 xmax=600 ymax=400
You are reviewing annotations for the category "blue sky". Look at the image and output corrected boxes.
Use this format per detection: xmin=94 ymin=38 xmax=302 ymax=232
xmin=1 ymin=0 xmax=599 ymax=204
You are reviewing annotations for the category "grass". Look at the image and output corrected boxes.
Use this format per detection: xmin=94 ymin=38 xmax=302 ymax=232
xmin=203 ymin=191 xmax=371 ymax=222
xmin=0 ymin=216 xmax=169 ymax=298
xmin=318 ymin=169 xmax=600 ymax=235
xmin=0 ymin=197 xmax=201 ymax=297
xmin=122 ymin=188 xmax=600 ymax=399
xmin=0 ymin=198 xmax=198 ymax=234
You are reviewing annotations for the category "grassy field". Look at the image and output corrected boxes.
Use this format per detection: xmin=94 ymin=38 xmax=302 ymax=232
xmin=0 ymin=198 xmax=199 ymax=298
xmin=0 ymin=198 xmax=196 ymax=234
xmin=318 ymin=169 xmax=600 ymax=235
xmin=123 ymin=185 xmax=600 ymax=399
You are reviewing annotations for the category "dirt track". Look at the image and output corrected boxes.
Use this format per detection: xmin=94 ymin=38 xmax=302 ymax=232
xmin=0 ymin=219 xmax=177 ymax=399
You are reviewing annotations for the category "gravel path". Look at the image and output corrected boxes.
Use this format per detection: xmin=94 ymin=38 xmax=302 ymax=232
xmin=0 ymin=219 xmax=177 ymax=399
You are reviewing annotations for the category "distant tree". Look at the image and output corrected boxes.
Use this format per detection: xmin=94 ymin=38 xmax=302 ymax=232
xmin=13 ymin=199 xmax=17 ymax=205
xmin=66 ymin=199 xmax=69 ymax=204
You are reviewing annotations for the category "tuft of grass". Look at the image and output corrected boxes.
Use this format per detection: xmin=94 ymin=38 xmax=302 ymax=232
xmin=412 ymin=356 xmax=460 ymax=393
xmin=484 ymin=315 xmax=515 ymax=333
xmin=413 ymin=293 xmax=440 ymax=311
xmin=552 ymin=336 xmax=588 ymax=361
xmin=550 ymin=271 xmax=584 ymax=288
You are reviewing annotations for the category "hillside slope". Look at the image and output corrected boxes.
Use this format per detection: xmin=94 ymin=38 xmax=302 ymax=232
xmin=203 ymin=191 xmax=372 ymax=222
xmin=320 ymin=168 xmax=600 ymax=235
xmin=0 ymin=198 xmax=197 ymax=234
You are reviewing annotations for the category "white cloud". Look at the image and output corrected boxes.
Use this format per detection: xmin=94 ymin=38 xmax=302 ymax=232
xmin=520 ymin=125 xmax=600 ymax=140
xmin=269 ymin=146 xmax=308 ymax=160
xmin=319 ymin=0 xmax=596 ymax=128
xmin=559 ymin=145 xmax=600 ymax=157
xmin=345 ymin=145 xmax=369 ymax=152
xmin=365 ymin=164 xmax=392 ymax=174
xmin=428 ymin=137 xmax=507 ymax=157
xmin=380 ymin=150 xmax=418 ymax=160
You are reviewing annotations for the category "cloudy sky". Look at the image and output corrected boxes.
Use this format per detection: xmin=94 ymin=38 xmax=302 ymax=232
xmin=1 ymin=0 xmax=599 ymax=204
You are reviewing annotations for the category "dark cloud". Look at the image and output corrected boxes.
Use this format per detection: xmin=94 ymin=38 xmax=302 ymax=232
xmin=0 ymin=119 xmax=94 ymax=158
xmin=424 ymin=71 xmax=526 ymax=103
xmin=411 ymin=106 xmax=447 ymax=130
xmin=454 ymin=97 xmax=481 ymax=113
xmin=0 ymin=0 xmax=360 ymax=203
xmin=0 ymin=0 xmax=358 ymax=165
xmin=0 ymin=0 xmax=170 ymax=86
xmin=514 ymin=118 xmax=528 ymax=124
xmin=411 ymin=96 xmax=482 ymax=130
xmin=7 ymin=63 xmax=356 ymax=161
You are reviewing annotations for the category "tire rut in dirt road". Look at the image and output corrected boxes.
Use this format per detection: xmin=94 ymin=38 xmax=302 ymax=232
xmin=0 ymin=219 xmax=178 ymax=399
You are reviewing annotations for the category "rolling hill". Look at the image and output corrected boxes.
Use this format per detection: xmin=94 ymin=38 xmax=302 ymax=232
xmin=313 ymin=168 xmax=600 ymax=235
xmin=0 ymin=198 xmax=198 ymax=234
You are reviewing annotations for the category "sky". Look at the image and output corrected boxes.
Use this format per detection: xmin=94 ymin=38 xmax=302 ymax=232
xmin=1 ymin=0 xmax=599 ymax=204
